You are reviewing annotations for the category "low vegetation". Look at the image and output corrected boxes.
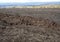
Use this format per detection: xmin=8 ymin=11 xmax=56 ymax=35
xmin=2 ymin=5 xmax=60 ymax=8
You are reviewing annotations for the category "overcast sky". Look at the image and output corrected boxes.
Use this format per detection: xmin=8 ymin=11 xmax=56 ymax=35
xmin=0 ymin=0 xmax=60 ymax=3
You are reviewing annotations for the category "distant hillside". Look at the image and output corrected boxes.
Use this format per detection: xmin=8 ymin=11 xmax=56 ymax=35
xmin=0 ymin=2 xmax=60 ymax=8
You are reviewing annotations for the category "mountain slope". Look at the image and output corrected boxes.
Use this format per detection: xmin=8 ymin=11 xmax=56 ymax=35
xmin=0 ymin=2 xmax=60 ymax=7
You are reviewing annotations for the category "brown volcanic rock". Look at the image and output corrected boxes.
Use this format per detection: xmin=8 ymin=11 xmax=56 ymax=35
xmin=0 ymin=14 xmax=60 ymax=42
xmin=0 ymin=14 xmax=59 ymax=28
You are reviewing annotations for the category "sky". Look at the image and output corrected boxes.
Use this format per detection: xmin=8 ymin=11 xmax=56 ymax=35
xmin=0 ymin=0 xmax=60 ymax=3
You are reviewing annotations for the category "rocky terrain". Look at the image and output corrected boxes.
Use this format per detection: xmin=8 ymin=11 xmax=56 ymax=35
xmin=0 ymin=8 xmax=60 ymax=42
